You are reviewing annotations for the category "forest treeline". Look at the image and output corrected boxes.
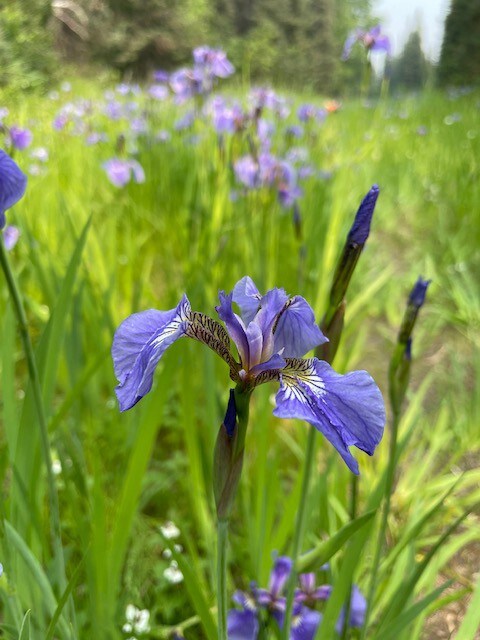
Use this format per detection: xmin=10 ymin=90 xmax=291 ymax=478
xmin=0 ymin=0 xmax=478 ymax=93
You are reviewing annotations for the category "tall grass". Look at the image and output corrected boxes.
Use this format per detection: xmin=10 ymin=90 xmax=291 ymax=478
xmin=0 ymin=79 xmax=479 ymax=639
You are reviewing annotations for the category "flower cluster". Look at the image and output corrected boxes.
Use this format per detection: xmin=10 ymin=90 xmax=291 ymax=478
xmin=228 ymin=556 xmax=366 ymax=640
xmin=112 ymin=276 xmax=385 ymax=474
xmin=122 ymin=604 xmax=150 ymax=638
xmin=170 ymin=46 xmax=234 ymax=102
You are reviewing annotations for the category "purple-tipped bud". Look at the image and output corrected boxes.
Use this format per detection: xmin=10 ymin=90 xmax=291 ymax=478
xmin=408 ymin=276 xmax=431 ymax=309
xmin=223 ymin=388 xmax=237 ymax=438
xmin=347 ymin=184 xmax=380 ymax=244
xmin=405 ymin=337 xmax=412 ymax=361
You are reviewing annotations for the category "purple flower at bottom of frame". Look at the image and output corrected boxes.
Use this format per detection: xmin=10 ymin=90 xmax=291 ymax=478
xmin=112 ymin=276 xmax=385 ymax=473
xmin=0 ymin=149 xmax=27 ymax=229
xmin=335 ymin=585 xmax=367 ymax=634
xmin=3 ymin=225 xmax=20 ymax=250
xmin=9 ymin=127 xmax=33 ymax=151
xmin=103 ymin=158 xmax=145 ymax=188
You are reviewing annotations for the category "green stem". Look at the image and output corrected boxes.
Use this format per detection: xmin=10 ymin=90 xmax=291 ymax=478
xmin=0 ymin=240 xmax=66 ymax=590
xmin=360 ymin=408 xmax=400 ymax=639
xmin=217 ymin=519 xmax=229 ymax=640
xmin=341 ymin=475 xmax=358 ymax=640
xmin=282 ymin=425 xmax=317 ymax=639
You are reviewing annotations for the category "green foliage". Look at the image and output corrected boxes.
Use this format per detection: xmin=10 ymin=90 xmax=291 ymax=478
xmin=0 ymin=0 xmax=57 ymax=91
xmin=0 ymin=82 xmax=479 ymax=639
xmin=389 ymin=31 xmax=429 ymax=92
xmin=438 ymin=0 xmax=480 ymax=86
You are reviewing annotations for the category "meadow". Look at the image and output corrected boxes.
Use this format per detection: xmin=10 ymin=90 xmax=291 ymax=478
xmin=0 ymin=61 xmax=479 ymax=640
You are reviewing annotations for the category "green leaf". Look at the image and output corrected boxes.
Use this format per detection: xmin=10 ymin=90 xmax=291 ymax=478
xmin=297 ymin=509 xmax=377 ymax=573
xmin=18 ymin=610 xmax=31 ymax=640
xmin=455 ymin=571 xmax=480 ymax=639
xmin=377 ymin=580 xmax=453 ymax=640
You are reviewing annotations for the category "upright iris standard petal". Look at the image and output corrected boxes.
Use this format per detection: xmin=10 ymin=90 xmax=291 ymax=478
xmin=112 ymin=296 xmax=191 ymax=411
xmin=216 ymin=291 xmax=250 ymax=367
xmin=273 ymin=358 xmax=385 ymax=474
xmin=269 ymin=556 xmax=293 ymax=598
xmin=232 ymin=276 xmax=261 ymax=325
xmin=273 ymin=296 xmax=328 ymax=358
xmin=0 ymin=149 xmax=27 ymax=229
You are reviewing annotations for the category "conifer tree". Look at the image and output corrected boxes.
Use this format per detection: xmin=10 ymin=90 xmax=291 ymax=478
xmin=438 ymin=0 xmax=480 ymax=86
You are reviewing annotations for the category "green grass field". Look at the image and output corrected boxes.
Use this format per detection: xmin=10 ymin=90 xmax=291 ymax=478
xmin=0 ymin=78 xmax=479 ymax=640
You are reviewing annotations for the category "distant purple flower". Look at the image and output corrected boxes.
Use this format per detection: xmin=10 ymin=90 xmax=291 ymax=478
xmin=112 ymin=276 xmax=385 ymax=473
xmin=170 ymin=68 xmax=203 ymax=101
xmin=148 ymin=84 xmax=169 ymax=100
xmin=347 ymin=184 xmax=380 ymax=244
xmin=297 ymin=104 xmax=323 ymax=123
xmin=408 ymin=277 xmax=431 ymax=309
xmin=61 ymin=81 xmax=72 ymax=92
xmin=155 ymin=130 xmax=171 ymax=143
xmin=234 ymin=156 xmax=259 ymax=189
xmin=193 ymin=46 xmax=235 ymax=79
xmin=257 ymin=119 xmax=275 ymax=146
xmin=130 ymin=117 xmax=148 ymax=135
xmin=276 ymin=161 xmax=302 ymax=208
xmin=174 ymin=111 xmax=195 ymax=131
xmin=53 ymin=114 xmax=69 ymax=131
xmin=3 ymin=224 xmax=20 ymax=250
xmin=0 ymin=149 xmax=27 ymax=229
xmin=86 ymin=132 xmax=108 ymax=146
xmin=103 ymin=158 xmax=145 ymax=188
xmin=9 ymin=127 xmax=33 ymax=151
xmin=342 ymin=25 xmax=391 ymax=60
xmin=0 ymin=107 xmax=9 ymax=123
xmin=335 ymin=585 xmax=367 ymax=634
xmin=286 ymin=125 xmax=304 ymax=138
xmin=153 ymin=69 xmax=169 ymax=83
xmin=104 ymin=101 xmax=123 ymax=121
xmin=416 ymin=126 xmax=428 ymax=136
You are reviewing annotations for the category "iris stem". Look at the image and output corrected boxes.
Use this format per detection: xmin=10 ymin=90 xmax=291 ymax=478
xmin=282 ymin=424 xmax=317 ymax=639
xmin=361 ymin=406 xmax=400 ymax=639
xmin=217 ymin=518 xmax=229 ymax=640
xmin=341 ymin=475 xmax=359 ymax=640
xmin=0 ymin=240 xmax=66 ymax=591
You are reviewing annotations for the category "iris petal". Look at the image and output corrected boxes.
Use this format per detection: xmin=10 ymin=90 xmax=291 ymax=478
xmin=273 ymin=358 xmax=385 ymax=474
xmin=227 ymin=608 xmax=259 ymax=640
xmin=0 ymin=149 xmax=27 ymax=229
xmin=269 ymin=556 xmax=292 ymax=597
xmin=291 ymin=607 xmax=322 ymax=640
xmin=216 ymin=291 xmax=250 ymax=367
xmin=112 ymin=296 xmax=190 ymax=411
xmin=273 ymin=296 xmax=327 ymax=358
xmin=232 ymin=276 xmax=261 ymax=324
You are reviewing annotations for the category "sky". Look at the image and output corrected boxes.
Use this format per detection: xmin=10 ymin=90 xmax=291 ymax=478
xmin=373 ymin=0 xmax=451 ymax=60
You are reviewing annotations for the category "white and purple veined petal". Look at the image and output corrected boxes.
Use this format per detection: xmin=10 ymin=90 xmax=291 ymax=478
xmin=112 ymin=296 xmax=191 ymax=411
xmin=0 ymin=149 xmax=27 ymax=229
xmin=273 ymin=359 xmax=385 ymax=474
xmin=273 ymin=296 xmax=327 ymax=358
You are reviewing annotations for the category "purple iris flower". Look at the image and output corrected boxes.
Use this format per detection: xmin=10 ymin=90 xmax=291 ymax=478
xmin=0 ymin=107 xmax=9 ymax=123
xmin=112 ymin=276 xmax=385 ymax=473
xmin=295 ymin=573 xmax=332 ymax=607
xmin=30 ymin=147 xmax=49 ymax=163
xmin=234 ymin=156 xmax=259 ymax=189
xmin=170 ymin=68 xmax=203 ymax=101
xmin=193 ymin=46 xmax=235 ymax=79
xmin=174 ymin=111 xmax=195 ymax=131
xmin=9 ymin=127 xmax=33 ymax=151
xmin=342 ymin=25 xmax=391 ymax=60
xmin=335 ymin=585 xmax=367 ymax=634
xmin=104 ymin=100 xmax=123 ymax=121
xmin=103 ymin=158 xmax=145 ymax=188
xmin=53 ymin=114 xmax=69 ymax=131
xmin=86 ymin=132 xmax=108 ymax=146
xmin=228 ymin=558 xmax=322 ymax=640
xmin=0 ymin=149 xmax=27 ymax=229
xmin=3 ymin=225 xmax=20 ymax=250
xmin=297 ymin=105 xmax=323 ymax=123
